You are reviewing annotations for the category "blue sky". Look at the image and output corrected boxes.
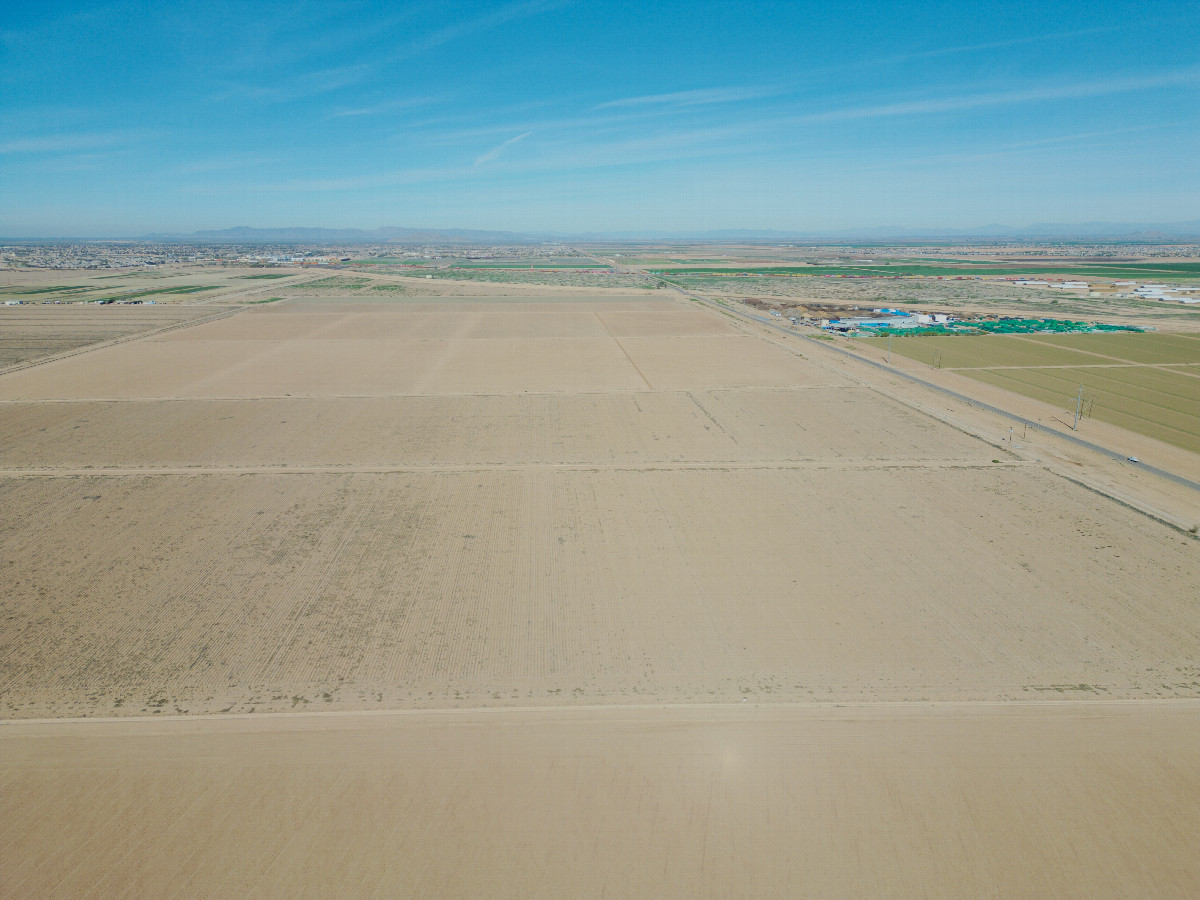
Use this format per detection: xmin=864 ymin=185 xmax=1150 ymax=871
xmin=2 ymin=0 xmax=1198 ymax=236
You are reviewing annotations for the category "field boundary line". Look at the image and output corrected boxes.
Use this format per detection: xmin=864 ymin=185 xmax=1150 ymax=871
xmin=938 ymin=363 xmax=1200 ymax=374
xmin=0 ymin=383 xmax=851 ymax=404
xmin=6 ymin=697 xmax=1200 ymax=729
xmin=593 ymin=311 xmax=653 ymax=388
xmin=0 ymin=460 xmax=1036 ymax=477
xmin=185 ymin=272 xmax=330 ymax=304
xmin=0 ymin=306 xmax=244 ymax=378
xmin=696 ymin=295 xmax=1200 ymax=497
xmin=1009 ymin=332 xmax=1200 ymax=367
xmin=803 ymin=339 xmax=1200 ymax=533
xmin=814 ymin=339 xmax=1200 ymax=493
xmin=615 ymin=262 xmax=1200 ymax=520
xmin=1051 ymin=471 xmax=1200 ymax=538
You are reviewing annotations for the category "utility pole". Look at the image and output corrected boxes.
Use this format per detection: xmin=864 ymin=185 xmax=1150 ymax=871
xmin=887 ymin=333 xmax=893 ymax=364
xmin=1073 ymin=384 xmax=1083 ymax=430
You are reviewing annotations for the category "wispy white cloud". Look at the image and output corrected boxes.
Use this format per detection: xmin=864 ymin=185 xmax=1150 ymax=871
xmin=387 ymin=67 xmax=1195 ymax=167
xmin=847 ymin=126 xmax=1164 ymax=174
xmin=204 ymin=5 xmax=429 ymax=75
xmin=885 ymin=24 xmax=1126 ymax=64
xmin=790 ymin=67 xmax=1200 ymax=125
xmin=190 ymin=164 xmax=472 ymax=194
xmin=0 ymin=130 xmax=152 ymax=154
xmin=398 ymin=0 xmax=571 ymax=57
xmin=210 ymin=63 xmax=371 ymax=104
xmin=207 ymin=2 xmax=567 ymax=106
xmin=474 ymin=131 xmax=533 ymax=166
xmin=0 ymin=106 xmax=96 ymax=132
xmin=226 ymin=122 xmax=752 ymax=194
xmin=388 ymin=94 xmax=765 ymax=152
xmin=176 ymin=153 xmax=280 ymax=175
xmin=594 ymin=85 xmax=782 ymax=110
xmin=328 ymin=95 xmax=444 ymax=119
xmin=993 ymin=126 xmax=1156 ymax=152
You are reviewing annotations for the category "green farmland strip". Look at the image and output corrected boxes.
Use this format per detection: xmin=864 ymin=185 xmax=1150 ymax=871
xmin=450 ymin=262 xmax=608 ymax=269
xmin=857 ymin=335 xmax=1105 ymax=369
xmin=5 ymin=285 xmax=94 ymax=294
xmin=964 ymin=366 xmax=1200 ymax=453
xmin=652 ymin=262 xmax=1200 ymax=278
xmin=970 ymin=369 xmax=1199 ymax=452
xmin=90 ymin=285 xmax=219 ymax=301
xmin=1023 ymin=333 xmax=1200 ymax=365
xmin=858 ymin=332 xmax=1200 ymax=452
xmin=1047 ymin=367 xmax=1200 ymax=416
xmin=355 ymin=259 xmax=428 ymax=265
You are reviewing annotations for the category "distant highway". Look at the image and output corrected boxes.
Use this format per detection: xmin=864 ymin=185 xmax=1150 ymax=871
xmin=575 ymin=248 xmax=1200 ymax=499
xmin=811 ymin=338 xmax=1200 ymax=497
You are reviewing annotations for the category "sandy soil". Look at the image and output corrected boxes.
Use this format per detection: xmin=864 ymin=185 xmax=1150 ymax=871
xmin=5 ymin=462 xmax=1198 ymax=717
xmin=0 ymin=389 xmax=985 ymax=469
xmin=2 ymin=296 xmax=1198 ymax=718
xmin=3 ymin=703 xmax=1198 ymax=898
xmin=0 ymin=299 xmax=832 ymax=399
xmin=3 ymin=289 xmax=1199 ymax=896
xmin=324 ymin=269 xmax=663 ymax=297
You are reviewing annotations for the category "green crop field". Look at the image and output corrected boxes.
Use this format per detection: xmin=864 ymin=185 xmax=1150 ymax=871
xmin=354 ymin=258 xmax=429 ymax=265
xmin=1022 ymin=332 xmax=1200 ymax=365
xmin=448 ymin=261 xmax=610 ymax=269
xmin=355 ymin=259 xmax=607 ymax=269
xmin=855 ymin=334 xmax=1109 ymax=369
xmin=90 ymin=285 xmax=219 ymax=301
xmin=856 ymin=332 xmax=1200 ymax=453
xmin=3 ymin=285 xmax=95 ymax=295
xmin=651 ymin=262 xmax=1200 ymax=279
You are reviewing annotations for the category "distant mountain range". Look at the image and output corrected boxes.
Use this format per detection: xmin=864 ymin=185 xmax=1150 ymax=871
xmin=143 ymin=226 xmax=543 ymax=244
xmin=574 ymin=221 xmax=1200 ymax=242
xmin=136 ymin=219 xmax=1200 ymax=244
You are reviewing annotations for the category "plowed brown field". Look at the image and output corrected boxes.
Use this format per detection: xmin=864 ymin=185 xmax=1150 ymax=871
xmin=0 ymin=300 xmax=829 ymax=399
xmin=4 ymin=704 xmax=1198 ymax=899
xmin=2 ymin=464 xmax=1198 ymax=718
xmin=3 ymin=292 xmax=1198 ymax=897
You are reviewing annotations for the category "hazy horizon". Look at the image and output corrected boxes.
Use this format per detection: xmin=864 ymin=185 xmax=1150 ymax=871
xmin=3 ymin=1 xmax=1199 ymax=237
xmin=6 ymin=221 xmax=1200 ymax=243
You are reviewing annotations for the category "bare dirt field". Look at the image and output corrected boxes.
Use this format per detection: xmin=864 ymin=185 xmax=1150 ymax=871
xmin=0 ymin=388 xmax=982 ymax=469
xmin=0 ymin=298 xmax=829 ymax=399
xmin=3 ymin=704 xmax=1198 ymax=898
xmin=295 ymin=269 xmax=663 ymax=297
xmin=3 ymin=290 xmax=1199 ymax=896
xmin=0 ymin=265 xmax=320 ymax=307
xmin=5 ymin=462 xmax=1198 ymax=718
xmin=0 ymin=304 xmax=229 ymax=370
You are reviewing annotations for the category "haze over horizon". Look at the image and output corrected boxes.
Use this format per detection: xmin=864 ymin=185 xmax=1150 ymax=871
xmin=3 ymin=0 xmax=1199 ymax=238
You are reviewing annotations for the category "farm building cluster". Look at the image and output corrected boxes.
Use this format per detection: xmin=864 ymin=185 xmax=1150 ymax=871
xmin=1014 ymin=279 xmax=1200 ymax=303
xmin=822 ymin=309 xmax=953 ymax=332
xmin=820 ymin=309 xmax=1141 ymax=336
